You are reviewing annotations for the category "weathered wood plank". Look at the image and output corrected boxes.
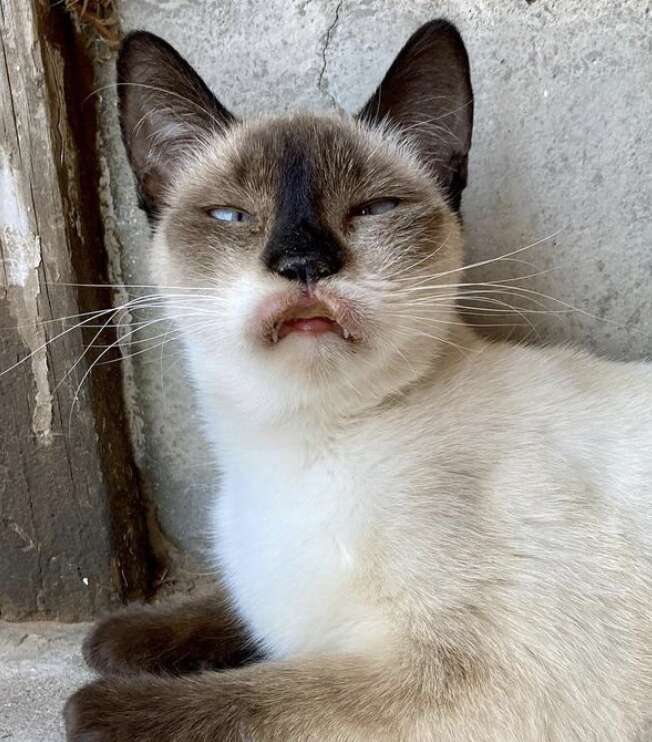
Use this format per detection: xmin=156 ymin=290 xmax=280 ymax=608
xmin=0 ymin=0 xmax=154 ymax=620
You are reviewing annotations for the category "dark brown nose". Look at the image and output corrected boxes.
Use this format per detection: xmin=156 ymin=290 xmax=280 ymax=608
xmin=272 ymin=249 xmax=342 ymax=284
xmin=263 ymin=220 xmax=345 ymax=284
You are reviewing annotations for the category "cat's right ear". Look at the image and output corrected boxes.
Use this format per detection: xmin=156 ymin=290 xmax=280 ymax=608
xmin=117 ymin=31 xmax=236 ymax=222
xmin=358 ymin=20 xmax=473 ymax=213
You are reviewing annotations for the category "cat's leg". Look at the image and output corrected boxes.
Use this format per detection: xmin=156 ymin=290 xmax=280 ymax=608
xmin=64 ymin=651 xmax=495 ymax=742
xmin=65 ymin=656 xmax=426 ymax=742
xmin=83 ymin=595 xmax=258 ymax=676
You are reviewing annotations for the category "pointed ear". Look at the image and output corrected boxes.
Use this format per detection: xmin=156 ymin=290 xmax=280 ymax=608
xmin=359 ymin=20 xmax=474 ymax=212
xmin=117 ymin=31 xmax=236 ymax=221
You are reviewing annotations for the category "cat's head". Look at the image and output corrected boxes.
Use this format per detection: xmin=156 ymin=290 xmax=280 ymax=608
xmin=117 ymin=20 xmax=473 ymax=420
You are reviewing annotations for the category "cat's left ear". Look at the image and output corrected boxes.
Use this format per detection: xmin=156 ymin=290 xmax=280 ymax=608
xmin=117 ymin=31 xmax=236 ymax=222
xmin=359 ymin=20 xmax=474 ymax=212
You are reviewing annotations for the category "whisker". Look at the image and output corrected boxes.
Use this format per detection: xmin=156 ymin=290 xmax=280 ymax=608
xmin=391 ymin=263 xmax=552 ymax=286
xmin=45 ymin=280 xmax=226 ymax=293
xmin=85 ymin=81 xmax=230 ymax=134
xmin=98 ymin=320 xmax=215 ymax=366
xmin=383 ymin=312 xmax=524 ymax=330
xmin=392 ymin=325 xmax=476 ymax=359
xmin=0 ymin=293 xmax=226 ymax=378
xmin=382 ymin=235 xmax=452 ymax=281
xmin=67 ymin=312 xmax=199 ymax=428
xmin=394 ymin=230 xmax=562 ymax=287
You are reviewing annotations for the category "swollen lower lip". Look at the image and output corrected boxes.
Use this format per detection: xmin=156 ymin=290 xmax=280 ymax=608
xmin=277 ymin=317 xmax=338 ymax=339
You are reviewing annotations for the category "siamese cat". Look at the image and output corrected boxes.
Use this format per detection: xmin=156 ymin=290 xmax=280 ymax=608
xmin=65 ymin=19 xmax=652 ymax=742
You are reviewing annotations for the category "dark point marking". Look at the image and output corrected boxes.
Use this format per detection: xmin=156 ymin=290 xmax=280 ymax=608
xmin=262 ymin=133 xmax=345 ymax=283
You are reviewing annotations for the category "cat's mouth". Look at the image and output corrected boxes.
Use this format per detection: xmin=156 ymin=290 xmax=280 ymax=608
xmin=274 ymin=306 xmax=349 ymax=342
xmin=257 ymin=291 xmax=361 ymax=345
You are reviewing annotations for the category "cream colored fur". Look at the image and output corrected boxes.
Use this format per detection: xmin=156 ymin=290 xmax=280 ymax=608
xmin=146 ymin=119 xmax=652 ymax=740
xmin=63 ymin=22 xmax=652 ymax=741
xmin=209 ymin=334 xmax=652 ymax=741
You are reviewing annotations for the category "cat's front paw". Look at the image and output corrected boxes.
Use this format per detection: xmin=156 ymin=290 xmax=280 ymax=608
xmin=82 ymin=599 xmax=251 ymax=677
xmin=64 ymin=677 xmax=178 ymax=742
xmin=64 ymin=676 xmax=245 ymax=742
xmin=82 ymin=608 xmax=166 ymax=675
xmin=64 ymin=679 xmax=125 ymax=742
xmin=83 ymin=606 xmax=217 ymax=676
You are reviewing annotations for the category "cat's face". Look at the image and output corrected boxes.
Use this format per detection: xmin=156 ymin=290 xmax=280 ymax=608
xmin=117 ymin=21 xmax=473 ymax=418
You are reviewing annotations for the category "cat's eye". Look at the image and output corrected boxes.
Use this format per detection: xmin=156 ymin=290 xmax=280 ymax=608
xmin=350 ymin=198 xmax=400 ymax=218
xmin=207 ymin=206 xmax=254 ymax=224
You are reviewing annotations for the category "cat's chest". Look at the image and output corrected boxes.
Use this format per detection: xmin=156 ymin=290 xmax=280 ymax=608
xmin=212 ymin=439 xmax=390 ymax=658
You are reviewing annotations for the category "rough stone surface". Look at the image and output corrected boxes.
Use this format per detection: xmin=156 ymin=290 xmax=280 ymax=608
xmin=0 ymin=621 xmax=91 ymax=742
xmin=94 ymin=0 xmax=651 ymax=558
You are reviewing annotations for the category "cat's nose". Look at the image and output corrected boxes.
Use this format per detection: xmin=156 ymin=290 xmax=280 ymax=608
xmin=263 ymin=215 xmax=345 ymax=284
xmin=263 ymin=219 xmax=346 ymax=284
xmin=273 ymin=253 xmax=342 ymax=284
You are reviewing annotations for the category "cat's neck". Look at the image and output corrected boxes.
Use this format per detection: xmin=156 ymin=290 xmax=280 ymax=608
xmin=209 ymin=319 xmax=485 ymax=449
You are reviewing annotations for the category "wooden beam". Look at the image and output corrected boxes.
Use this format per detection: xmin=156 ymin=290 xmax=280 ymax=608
xmin=0 ymin=0 xmax=154 ymax=620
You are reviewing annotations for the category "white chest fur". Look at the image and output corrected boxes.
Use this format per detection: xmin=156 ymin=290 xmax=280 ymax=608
xmin=211 ymin=422 xmax=392 ymax=659
xmin=205 ymin=343 xmax=652 ymax=682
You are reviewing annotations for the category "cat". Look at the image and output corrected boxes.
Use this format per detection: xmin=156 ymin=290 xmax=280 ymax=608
xmin=64 ymin=19 xmax=652 ymax=742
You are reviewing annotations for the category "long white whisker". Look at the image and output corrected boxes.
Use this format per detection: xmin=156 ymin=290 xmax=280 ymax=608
xmin=406 ymin=230 xmax=562 ymax=285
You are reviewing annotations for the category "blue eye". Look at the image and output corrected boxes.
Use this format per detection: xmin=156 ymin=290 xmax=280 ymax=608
xmin=352 ymin=198 xmax=399 ymax=218
xmin=208 ymin=206 xmax=254 ymax=224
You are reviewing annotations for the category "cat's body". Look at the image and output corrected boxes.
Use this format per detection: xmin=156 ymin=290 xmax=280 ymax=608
xmin=65 ymin=19 xmax=652 ymax=742
xmin=215 ymin=337 xmax=652 ymax=664
xmin=211 ymin=335 xmax=652 ymax=738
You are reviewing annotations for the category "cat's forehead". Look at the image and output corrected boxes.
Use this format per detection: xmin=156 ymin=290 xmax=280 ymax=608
xmin=192 ymin=113 xmax=427 ymax=204
xmin=227 ymin=115 xmax=370 ymax=191
xmin=235 ymin=115 xmax=364 ymax=164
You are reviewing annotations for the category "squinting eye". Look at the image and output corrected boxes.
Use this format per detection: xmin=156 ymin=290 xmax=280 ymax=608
xmin=351 ymin=198 xmax=399 ymax=218
xmin=208 ymin=206 xmax=254 ymax=224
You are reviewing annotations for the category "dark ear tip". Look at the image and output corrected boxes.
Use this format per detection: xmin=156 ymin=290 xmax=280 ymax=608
xmin=119 ymin=30 xmax=168 ymax=55
xmin=418 ymin=18 xmax=464 ymax=39
xmin=117 ymin=31 xmax=154 ymax=83
xmin=410 ymin=19 xmax=467 ymax=56
xmin=119 ymin=30 xmax=157 ymax=61
xmin=117 ymin=31 xmax=179 ymax=80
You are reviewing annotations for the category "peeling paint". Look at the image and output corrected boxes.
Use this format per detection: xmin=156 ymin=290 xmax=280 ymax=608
xmin=5 ymin=280 xmax=54 ymax=443
xmin=0 ymin=147 xmax=41 ymax=288
xmin=0 ymin=149 xmax=53 ymax=442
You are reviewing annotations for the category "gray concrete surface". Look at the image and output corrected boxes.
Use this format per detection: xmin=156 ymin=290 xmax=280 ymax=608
xmin=93 ymin=1 xmax=651 ymax=559
xmin=0 ymin=621 xmax=91 ymax=742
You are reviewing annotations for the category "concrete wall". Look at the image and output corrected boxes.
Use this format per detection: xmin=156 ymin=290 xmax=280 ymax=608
xmin=95 ymin=0 xmax=651 ymax=572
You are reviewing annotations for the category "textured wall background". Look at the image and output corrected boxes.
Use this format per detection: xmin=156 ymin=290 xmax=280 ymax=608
xmin=94 ymin=0 xmax=651 ymax=572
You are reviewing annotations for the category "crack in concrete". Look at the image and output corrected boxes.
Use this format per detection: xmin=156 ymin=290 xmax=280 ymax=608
xmin=318 ymin=0 xmax=342 ymax=107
